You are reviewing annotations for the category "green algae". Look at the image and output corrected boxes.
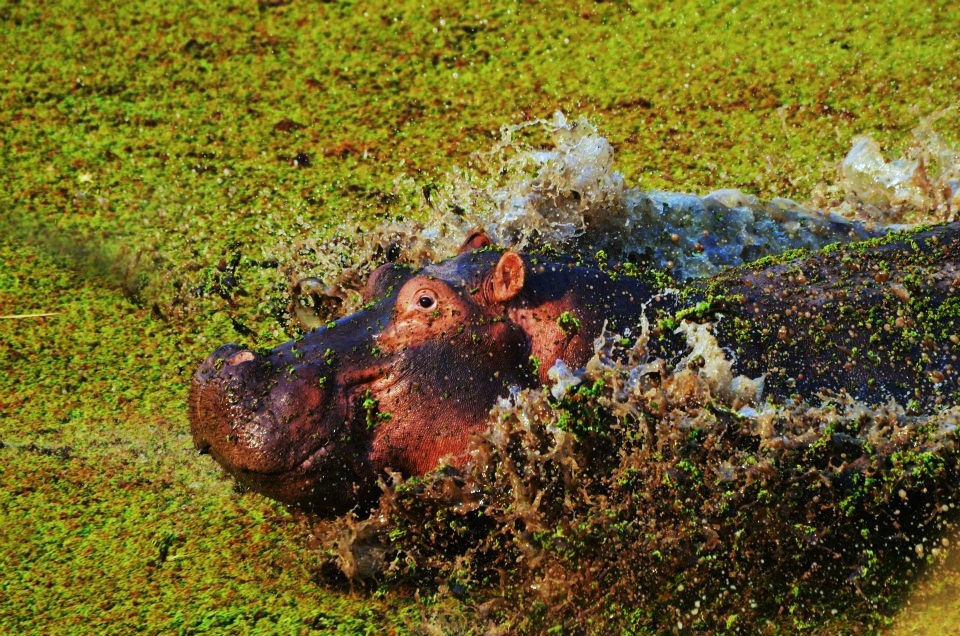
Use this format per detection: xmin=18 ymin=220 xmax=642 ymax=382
xmin=2 ymin=0 xmax=960 ymax=633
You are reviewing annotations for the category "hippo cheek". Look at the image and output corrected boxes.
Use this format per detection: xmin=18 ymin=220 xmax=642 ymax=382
xmin=364 ymin=329 xmax=533 ymax=475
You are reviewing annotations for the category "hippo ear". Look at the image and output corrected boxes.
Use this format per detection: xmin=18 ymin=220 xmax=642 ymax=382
xmin=458 ymin=230 xmax=493 ymax=254
xmin=490 ymin=252 xmax=525 ymax=302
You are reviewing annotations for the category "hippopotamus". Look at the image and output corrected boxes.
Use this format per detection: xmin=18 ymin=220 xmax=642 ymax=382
xmin=189 ymin=224 xmax=960 ymax=514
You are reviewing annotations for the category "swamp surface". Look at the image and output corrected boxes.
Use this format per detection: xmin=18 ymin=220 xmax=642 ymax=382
xmin=2 ymin=1 xmax=959 ymax=633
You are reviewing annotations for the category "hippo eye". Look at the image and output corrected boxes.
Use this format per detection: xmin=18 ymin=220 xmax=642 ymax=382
xmin=415 ymin=290 xmax=437 ymax=311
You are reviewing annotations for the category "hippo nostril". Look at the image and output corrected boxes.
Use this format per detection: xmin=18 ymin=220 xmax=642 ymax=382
xmin=226 ymin=350 xmax=256 ymax=366
xmin=196 ymin=345 xmax=260 ymax=377
xmin=211 ymin=343 xmax=246 ymax=359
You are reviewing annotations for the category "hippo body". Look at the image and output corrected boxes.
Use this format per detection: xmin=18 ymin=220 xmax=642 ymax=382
xmin=190 ymin=224 xmax=960 ymax=513
xmin=696 ymin=225 xmax=960 ymax=406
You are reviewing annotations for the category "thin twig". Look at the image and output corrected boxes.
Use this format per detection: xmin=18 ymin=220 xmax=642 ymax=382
xmin=0 ymin=312 xmax=60 ymax=319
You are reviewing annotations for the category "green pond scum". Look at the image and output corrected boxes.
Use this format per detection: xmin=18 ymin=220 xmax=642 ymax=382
xmin=1 ymin=0 xmax=959 ymax=633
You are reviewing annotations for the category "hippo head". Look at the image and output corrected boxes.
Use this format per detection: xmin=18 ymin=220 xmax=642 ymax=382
xmin=189 ymin=238 xmax=536 ymax=513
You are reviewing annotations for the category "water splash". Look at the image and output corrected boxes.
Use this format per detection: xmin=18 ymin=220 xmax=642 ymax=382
xmin=395 ymin=112 xmax=880 ymax=279
xmin=813 ymin=108 xmax=960 ymax=224
xmin=290 ymin=112 xmax=930 ymax=321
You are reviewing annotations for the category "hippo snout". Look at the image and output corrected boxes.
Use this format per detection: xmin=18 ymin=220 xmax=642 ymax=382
xmin=188 ymin=333 xmax=382 ymax=511
xmin=190 ymin=345 xmax=261 ymax=455
xmin=189 ymin=342 xmax=335 ymax=473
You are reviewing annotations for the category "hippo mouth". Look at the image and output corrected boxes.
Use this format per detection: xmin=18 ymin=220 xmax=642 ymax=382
xmin=188 ymin=377 xmax=335 ymax=476
xmin=188 ymin=378 xmax=369 ymax=510
xmin=292 ymin=439 xmax=334 ymax=473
